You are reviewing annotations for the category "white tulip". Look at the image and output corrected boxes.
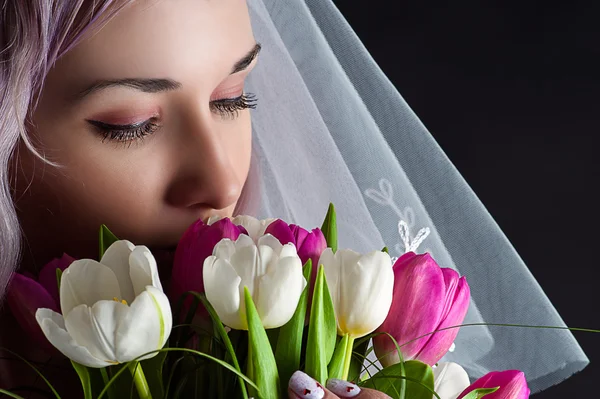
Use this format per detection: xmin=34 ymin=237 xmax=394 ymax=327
xmin=35 ymin=240 xmax=172 ymax=368
xmin=433 ymin=362 xmax=471 ymax=399
xmin=203 ymin=234 xmax=306 ymax=330
xmin=320 ymin=248 xmax=394 ymax=338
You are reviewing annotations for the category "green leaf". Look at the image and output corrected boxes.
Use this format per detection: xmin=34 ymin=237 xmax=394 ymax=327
xmin=361 ymin=360 xmax=435 ymax=399
xmin=70 ymin=361 xmax=93 ymax=399
xmin=197 ymin=293 xmax=249 ymax=399
xmin=245 ymin=286 xmax=280 ymax=399
xmin=460 ymin=387 xmax=500 ymax=399
xmin=99 ymin=368 xmax=118 ymax=399
xmin=141 ymin=351 xmax=168 ymax=399
xmin=305 ymin=265 xmax=337 ymax=384
xmin=99 ymin=224 xmax=119 ymax=259
xmin=382 ymin=246 xmax=389 ymax=254
xmin=320 ymin=203 xmax=338 ymax=252
xmin=98 ymin=348 xmax=259 ymax=399
xmin=347 ymin=338 xmax=370 ymax=382
xmin=327 ymin=334 xmax=349 ymax=380
xmin=275 ymin=259 xmax=312 ymax=394
xmin=0 ymin=389 xmax=26 ymax=399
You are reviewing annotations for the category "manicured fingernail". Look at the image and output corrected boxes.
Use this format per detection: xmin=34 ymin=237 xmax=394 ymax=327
xmin=326 ymin=379 xmax=361 ymax=397
xmin=289 ymin=371 xmax=325 ymax=399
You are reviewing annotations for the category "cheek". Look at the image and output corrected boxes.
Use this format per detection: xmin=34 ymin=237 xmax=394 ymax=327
xmin=17 ymin=125 xmax=170 ymax=237
xmin=227 ymin=111 xmax=253 ymax=186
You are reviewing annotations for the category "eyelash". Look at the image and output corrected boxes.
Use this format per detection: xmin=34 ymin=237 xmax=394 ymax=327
xmin=88 ymin=92 xmax=258 ymax=143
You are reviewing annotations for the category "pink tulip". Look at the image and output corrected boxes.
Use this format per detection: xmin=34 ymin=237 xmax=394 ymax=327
xmin=373 ymin=252 xmax=470 ymax=366
xmin=5 ymin=254 xmax=75 ymax=351
xmin=169 ymin=218 xmax=247 ymax=302
xmin=458 ymin=370 xmax=530 ymax=399
xmin=264 ymin=219 xmax=327 ymax=292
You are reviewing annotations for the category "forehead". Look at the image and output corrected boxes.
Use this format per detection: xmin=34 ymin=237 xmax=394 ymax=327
xmin=49 ymin=0 xmax=255 ymax=93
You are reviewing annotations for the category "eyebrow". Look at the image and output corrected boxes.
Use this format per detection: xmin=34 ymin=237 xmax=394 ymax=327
xmin=76 ymin=42 xmax=262 ymax=99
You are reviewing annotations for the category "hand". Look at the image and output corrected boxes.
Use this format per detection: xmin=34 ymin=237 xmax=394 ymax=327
xmin=288 ymin=371 xmax=391 ymax=399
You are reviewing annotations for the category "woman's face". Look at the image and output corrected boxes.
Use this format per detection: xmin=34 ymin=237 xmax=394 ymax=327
xmin=13 ymin=0 xmax=257 ymax=268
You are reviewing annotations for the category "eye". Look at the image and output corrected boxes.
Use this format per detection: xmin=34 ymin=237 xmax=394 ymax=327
xmin=210 ymin=92 xmax=257 ymax=119
xmin=86 ymin=118 xmax=160 ymax=143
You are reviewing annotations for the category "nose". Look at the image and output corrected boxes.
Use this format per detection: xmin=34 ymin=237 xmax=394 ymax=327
xmin=165 ymin=117 xmax=244 ymax=211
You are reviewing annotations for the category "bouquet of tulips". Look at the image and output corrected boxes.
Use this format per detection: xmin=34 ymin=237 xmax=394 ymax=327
xmin=2 ymin=204 xmax=530 ymax=399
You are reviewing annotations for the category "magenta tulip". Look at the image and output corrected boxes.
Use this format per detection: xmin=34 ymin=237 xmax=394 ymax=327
xmin=264 ymin=219 xmax=327 ymax=295
xmin=458 ymin=370 xmax=530 ymax=399
xmin=265 ymin=219 xmax=327 ymax=268
xmin=169 ymin=218 xmax=247 ymax=302
xmin=373 ymin=252 xmax=470 ymax=366
xmin=5 ymin=254 xmax=75 ymax=351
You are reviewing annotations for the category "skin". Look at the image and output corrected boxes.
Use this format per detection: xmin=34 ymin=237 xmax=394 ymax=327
xmin=13 ymin=0 xmax=256 ymax=274
xmin=3 ymin=1 xmax=390 ymax=397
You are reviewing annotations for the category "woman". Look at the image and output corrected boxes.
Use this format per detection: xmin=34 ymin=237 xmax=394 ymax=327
xmin=0 ymin=1 xmax=390 ymax=397
xmin=0 ymin=0 xmax=588 ymax=397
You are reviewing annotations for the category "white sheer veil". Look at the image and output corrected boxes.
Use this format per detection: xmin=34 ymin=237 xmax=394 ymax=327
xmin=245 ymin=0 xmax=588 ymax=392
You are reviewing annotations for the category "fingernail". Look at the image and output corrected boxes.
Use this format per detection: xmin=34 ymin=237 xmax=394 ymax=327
xmin=289 ymin=371 xmax=325 ymax=399
xmin=326 ymin=379 xmax=361 ymax=398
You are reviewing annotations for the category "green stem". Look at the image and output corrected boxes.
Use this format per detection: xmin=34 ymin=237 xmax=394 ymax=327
xmin=341 ymin=336 xmax=355 ymax=381
xmin=128 ymin=362 xmax=152 ymax=399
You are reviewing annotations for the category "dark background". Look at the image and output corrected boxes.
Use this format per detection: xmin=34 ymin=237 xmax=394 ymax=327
xmin=333 ymin=1 xmax=600 ymax=398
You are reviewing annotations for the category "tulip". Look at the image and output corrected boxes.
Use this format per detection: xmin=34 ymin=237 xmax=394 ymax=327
xmin=433 ymin=362 xmax=471 ymax=399
xmin=203 ymin=234 xmax=306 ymax=330
xmin=457 ymin=370 xmax=530 ymax=399
xmin=374 ymin=252 xmax=470 ymax=367
xmin=265 ymin=219 xmax=327 ymax=298
xmin=265 ymin=220 xmax=326 ymax=267
xmin=6 ymin=254 xmax=75 ymax=350
xmin=209 ymin=214 xmax=276 ymax=242
xmin=170 ymin=218 xmax=247 ymax=302
xmin=320 ymin=248 xmax=394 ymax=339
xmin=35 ymin=240 xmax=172 ymax=368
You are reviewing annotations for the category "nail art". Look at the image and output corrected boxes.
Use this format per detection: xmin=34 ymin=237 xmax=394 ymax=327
xmin=289 ymin=371 xmax=325 ymax=399
xmin=326 ymin=379 xmax=361 ymax=398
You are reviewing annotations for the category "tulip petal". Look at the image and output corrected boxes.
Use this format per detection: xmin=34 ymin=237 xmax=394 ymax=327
xmin=60 ymin=260 xmax=122 ymax=316
xmin=279 ymin=242 xmax=299 ymax=259
xmin=203 ymin=256 xmax=245 ymax=330
xmin=233 ymin=215 xmax=275 ymax=241
xmin=433 ymin=362 xmax=471 ymax=399
xmin=36 ymin=308 xmax=111 ymax=368
xmin=130 ymin=246 xmax=163 ymax=295
xmin=38 ymin=254 xmax=75 ymax=304
xmin=321 ymin=248 xmax=363 ymax=333
xmin=212 ymin=238 xmax=237 ymax=260
xmin=257 ymin=234 xmax=284 ymax=254
xmin=115 ymin=286 xmax=172 ymax=362
xmin=64 ymin=302 xmax=126 ymax=363
xmin=264 ymin=219 xmax=296 ymax=245
xmin=227 ymin=244 xmax=260 ymax=296
xmin=100 ymin=240 xmax=136 ymax=304
xmin=296 ymin=227 xmax=327 ymax=268
xmin=256 ymin=255 xmax=306 ymax=328
xmin=457 ymin=370 xmax=530 ymax=399
xmin=416 ymin=274 xmax=470 ymax=365
xmin=7 ymin=274 xmax=59 ymax=350
xmin=336 ymin=251 xmax=393 ymax=337
xmin=374 ymin=253 xmax=446 ymax=365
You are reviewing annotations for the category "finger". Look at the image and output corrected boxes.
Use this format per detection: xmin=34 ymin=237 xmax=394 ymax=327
xmin=288 ymin=370 xmax=335 ymax=399
xmin=326 ymin=379 xmax=392 ymax=399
